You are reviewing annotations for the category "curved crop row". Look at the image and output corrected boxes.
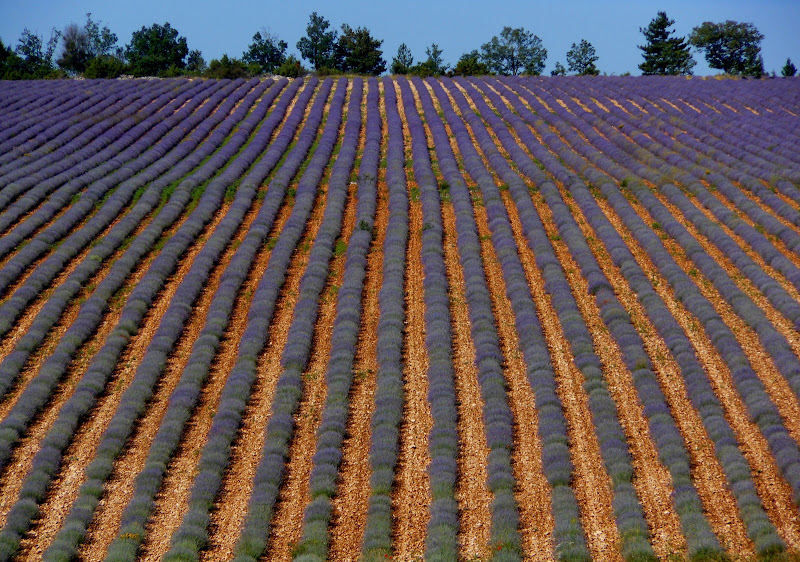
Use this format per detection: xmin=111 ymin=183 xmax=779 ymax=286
xmin=161 ymin=77 xmax=340 ymax=561
xmin=293 ymin=77 xmax=379 ymax=561
xmin=361 ymin=76 xmax=409 ymax=560
xmin=417 ymin=76 xmax=524 ymax=559
xmin=0 ymin=77 xmax=307 ymax=561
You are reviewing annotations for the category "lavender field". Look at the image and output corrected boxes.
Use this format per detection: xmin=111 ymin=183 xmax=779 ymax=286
xmin=0 ymin=75 xmax=799 ymax=561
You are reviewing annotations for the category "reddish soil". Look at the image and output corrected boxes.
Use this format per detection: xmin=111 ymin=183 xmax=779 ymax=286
xmin=0 ymin=202 xmax=191 ymax=532
xmin=328 ymin=122 xmax=387 ymax=559
xmin=263 ymin=142 xmax=362 ymax=562
xmin=593 ymin=195 xmax=800 ymax=550
xmin=78 ymin=191 xmax=274 ymax=560
xmin=392 ymin=80 xmax=433 ymax=561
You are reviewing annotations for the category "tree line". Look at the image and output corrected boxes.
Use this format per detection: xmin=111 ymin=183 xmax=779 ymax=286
xmin=0 ymin=11 xmax=797 ymax=80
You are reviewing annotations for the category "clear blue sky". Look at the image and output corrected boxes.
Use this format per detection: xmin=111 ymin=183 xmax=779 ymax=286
xmin=1 ymin=0 xmax=798 ymax=75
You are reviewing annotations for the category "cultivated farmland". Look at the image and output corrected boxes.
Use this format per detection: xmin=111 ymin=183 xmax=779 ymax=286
xmin=0 ymin=75 xmax=799 ymax=561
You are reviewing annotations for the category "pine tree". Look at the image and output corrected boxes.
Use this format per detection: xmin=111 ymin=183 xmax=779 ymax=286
xmin=782 ymin=58 xmax=797 ymax=77
xmin=639 ymin=11 xmax=695 ymax=75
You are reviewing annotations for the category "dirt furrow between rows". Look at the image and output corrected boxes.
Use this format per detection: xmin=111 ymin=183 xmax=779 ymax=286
xmin=556 ymin=185 xmax=749 ymax=555
xmin=76 ymin=188 xmax=277 ymax=560
xmin=132 ymin=196 xmax=295 ymax=560
xmin=653 ymin=189 xmax=800 ymax=360
xmin=328 ymin=150 xmax=386 ymax=558
xmin=475 ymin=195 xmax=556 ymax=561
xmin=0 ymin=208 xmax=190 ymax=531
xmin=592 ymin=194 xmax=800 ymax=550
xmin=625 ymin=195 xmax=800 ymax=448
xmin=12 ymin=199 xmax=233 ymax=560
xmin=200 ymin=84 xmax=347 ymax=561
xmin=439 ymin=202 xmax=492 ymax=559
xmin=521 ymin=193 xmax=622 ymax=561
xmin=262 ymin=180 xmax=360 ymax=561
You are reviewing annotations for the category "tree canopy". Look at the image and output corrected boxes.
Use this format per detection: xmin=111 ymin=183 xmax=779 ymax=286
xmin=336 ymin=24 xmax=385 ymax=75
xmin=782 ymin=58 xmax=797 ymax=77
xmin=391 ymin=43 xmax=413 ymax=74
xmin=480 ymin=26 xmax=547 ymax=76
xmin=58 ymin=13 xmax=117 ymax=74
xmin=638 ymin=11 xmax=695 ymax=75
xmin=567 ymin=39 xmax=599 ymax=75
xmin=125 ymin=22 xmax=188 ymax=76
xmin=453 ymin=50 xmax=490 ymax=76
xmin=296 ymin=12 xmax=338 ymax=71
xmin=689 ymin=20 xmax=764 ymax=76
xmin=419 ymin=43 xmax=448 ymax=75
xmin=551 ymin=61 xmax=566 ymax=76
xmin=243 ymin=30 xmax=287 ymax=74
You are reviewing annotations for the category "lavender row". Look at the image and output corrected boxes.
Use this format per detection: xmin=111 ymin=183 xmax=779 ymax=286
xmin=0 ymin=78 xmax=305 ymax=561
xmin=565 ymin=180 xmax=785 ymax=555
xmin=480 ymin=78 xmax=796 ymax=549
xmin=361 ymin=77 xmax=408 ymax=561
xmin=543 ymin=80 xmax=800 ymax=302
xmin=602 ymin=82 xmax=800 ymax=185
xmin=609 ymin=80 xmax=800 ymax=171
xmin=294 ymin=77 xmax=379 ymax=561
xmin=161 ymin=77 xmax=339 ymax=561
xmin=469 ymin=77 xmax=724 ymax=557
xmin=418 ymin=77 xmax=524 ymax=560
xmin=0 ymin=79 xmax=149 ymax=169
xmin=0 ymin=76 xmax=279 ymax=470
xmin=451 ymin=76 xmax=590 ymax=560
xmin=522 ymin=80 xmax=800 ymax=402
xmin=596 ymin=177 xmax=800 ymax=532
xmin=0 ymin=80 xmax=127 ymax=141
xmin=550 ymin=80 xmax=800 ymax=238
xmin=493 ymin=77 xmax=781 ymax=553
xmin=0 ymin=79 xmax=169 ymax=187
xmin=450 ymin=77 xmax=655 ymax=560
xmin=40 ymin=77 xmax=302 ymax=562
xmin=443 ymin=77 xmax=656 ymax=559
xmin=397 ymin=77 xmax=461 ymax=561
xmin=519 ymin=80 xmax=800 ymax=317
xmin=0 ymin=79 xmax=225 ymax=287
xmin=97 ymin=77 xmax=320 ymax=562
xmin=0 ymin=79 xmax=264 ymax=349
xmin=0 ymin=80 xmax=86 ymax=138
xmin=0 ymin=79 xmax=190 ymax=214
xmin=234 ymin=77 xmax=361 ymax=562
xmin=0 ymin=79 xmax=270 ymax=405
xmin=538 ymin=78 xmax=800 ymax=248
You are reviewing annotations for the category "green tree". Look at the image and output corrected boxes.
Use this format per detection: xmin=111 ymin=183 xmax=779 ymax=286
xmin=125 ymin=22 xmax=188 ymax=76
xmin=391 ymin=42 xmax=413 ymax=74
xmin=781 ymin=58 xmax=797 ymax=77
xmin=296 ymin=12 xmax=338 ymax=71
xmin=276 ymin=54 xmax=305 ymax=77
xmin=336 ymin=24 xmax=385 ymax=74
xmin=638 ymin=11 xmax=695 ymax=75
xmin=0 ymin=38 xmax=26 ymax=79
xmin=57 ymin=13 xmax=117 ymax=75
xmin=452 ymin=50 xmax=489 ymax=76
xmin=84 ymin=54 xmax=126 ymax=78
xmin=567 ymin=39 xmax=599 ymax=75
xmin=243 ymin=30 xmax=287 ymax=74
xmin=205 ymin=54 xmax=253 ymax=79
xmin=415 ymin=43 xmax=447 ymax=75
xmin=186 ymin=49 xmax=206 ymax=74
xmin=551 ymin=61 xmax=566 ymax=76
xmin=480 ymin=26 xmax=546 ymax=75
xmin=15 ymin=27 xmax=61 ymax=77
xmin=689 ymin=20 xmax=764 ymax=76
